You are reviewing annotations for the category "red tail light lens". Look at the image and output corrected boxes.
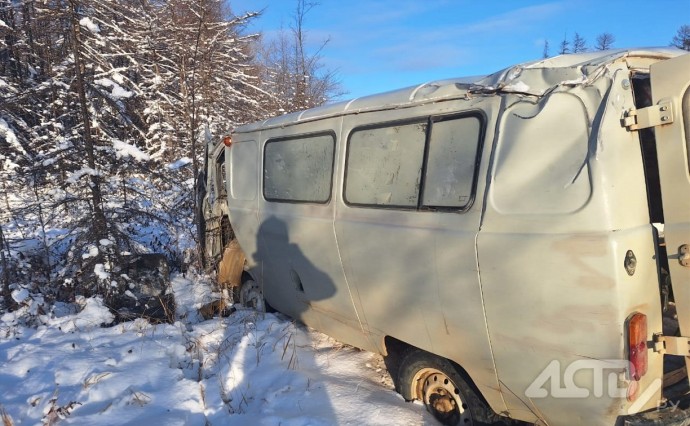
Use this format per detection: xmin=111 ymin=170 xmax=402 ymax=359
xmin=627 ymin=312 xmax=648 ymax=381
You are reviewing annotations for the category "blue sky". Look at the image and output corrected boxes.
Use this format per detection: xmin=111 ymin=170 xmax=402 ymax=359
xmin=230 ymin=0 xmax=690 ymax=99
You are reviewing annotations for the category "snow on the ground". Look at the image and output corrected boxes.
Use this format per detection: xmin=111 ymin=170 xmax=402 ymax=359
xmin=78 ymin=17 xmax=100 ymax=34
xmin=0 ymin=274 xmax=434 ymax=425
xmin=112 ymin=140 xmax=151 ymax=162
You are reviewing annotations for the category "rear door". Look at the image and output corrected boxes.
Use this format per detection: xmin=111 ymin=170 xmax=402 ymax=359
xmin=651 ymin=53 xmax=690 ymax=373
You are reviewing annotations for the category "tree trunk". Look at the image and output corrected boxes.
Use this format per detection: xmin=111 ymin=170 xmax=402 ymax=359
xmin=68 ymin=0 xmax=108 ymax=241
xmin=0 ymin=223 xmax=13 ymax=310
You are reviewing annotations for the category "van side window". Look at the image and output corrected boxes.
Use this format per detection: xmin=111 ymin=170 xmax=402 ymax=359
xmin=345 ymin=114 xmax=483 ymax=211
xmin=264 ymin=133 xmax=335 ymax=203
xmin=230 ymin=141 xmax=257 ymax=201
xmin=422 ymin=116 xmax=481 ymax=209
xmin=345 ymin=121 xmax=427 ymax=207
xmin=215 ymin=151 xmax=227 ymax=199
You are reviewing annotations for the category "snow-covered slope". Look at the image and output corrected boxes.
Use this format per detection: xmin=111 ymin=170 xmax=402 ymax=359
xmin=0 ymin=274 xmax=434 ymax=425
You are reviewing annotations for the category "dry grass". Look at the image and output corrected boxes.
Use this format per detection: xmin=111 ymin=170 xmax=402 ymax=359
xmin=0 ymin=405 xmax=14 ymax=426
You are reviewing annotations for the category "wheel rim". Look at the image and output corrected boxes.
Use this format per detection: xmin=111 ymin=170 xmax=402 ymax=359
xmin=412 ymin=367 xmax=470 ymax=425
xmin=240 ymin=281 xmax=265 ymax=312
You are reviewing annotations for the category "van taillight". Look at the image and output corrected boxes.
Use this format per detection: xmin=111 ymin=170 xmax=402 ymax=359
xmin=627 ymin=313 xmax=648 ymax=381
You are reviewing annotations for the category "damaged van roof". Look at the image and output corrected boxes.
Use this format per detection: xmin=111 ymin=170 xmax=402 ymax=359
xmin=234 ymin=47 xmax=685 ymax=134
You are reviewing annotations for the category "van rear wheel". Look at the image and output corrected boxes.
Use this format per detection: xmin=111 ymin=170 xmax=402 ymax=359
xmin=398 ymin=349 xmax=481 ymax=425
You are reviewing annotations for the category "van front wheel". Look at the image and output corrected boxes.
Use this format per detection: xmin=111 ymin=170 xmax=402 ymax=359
xmin=398 ymin=349 xmax=479 ymax=425
xmin=239 ymin=279 xmax=265 ymax=312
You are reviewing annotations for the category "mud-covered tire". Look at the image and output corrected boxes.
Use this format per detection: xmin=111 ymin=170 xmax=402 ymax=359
xmin=239 ymin=279 xmax=265 ymax=312
xmin=398 ymin=348 xmax=496 ymax=426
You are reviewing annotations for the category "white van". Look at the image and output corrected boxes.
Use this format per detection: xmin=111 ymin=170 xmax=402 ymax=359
xmin=217 ymin=48 xmax=690 ymax=425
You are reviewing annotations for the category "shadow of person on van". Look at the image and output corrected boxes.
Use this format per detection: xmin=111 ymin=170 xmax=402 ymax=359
xmin=247 ymin=216 xmax=435 ymax=424
xmin=253 ymin=215 xmax=338 ymax=322
xmin=242 ymin=214 xmax=344 ymax=421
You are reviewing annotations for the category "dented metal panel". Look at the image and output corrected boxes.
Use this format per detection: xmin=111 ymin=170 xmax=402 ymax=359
xmin=491 ymin=92 xmax=592 ymax=215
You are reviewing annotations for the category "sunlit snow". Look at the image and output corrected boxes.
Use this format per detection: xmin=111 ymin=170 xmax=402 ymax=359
xmin=168 ymin=157 xmax=192 ymax=170
xmin=10 ymin=289 xmax=29 ymax=304
xmin=79 ymin=17 xmax=100 ymax=33
xmin=113 ymin=140 xmax=151 ymax=162
xmin=95 ymin=78 xmax=134 ymax=99
xmin=66 ymin=167 xmax=101 ymax=184
xmin=0 ymin=275 xmax=434 ymax=425
xmin=0 ymin=118 xmax=25 ymax=156
xmin=93 ymin=263 xmax=110 ymax=280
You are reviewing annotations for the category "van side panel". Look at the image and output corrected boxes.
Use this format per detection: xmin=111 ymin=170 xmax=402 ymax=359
xmin=334 ymin=97 xmax=507 ymax=415
xmin=478 ymin=68 xmax=663 ymax=425
xmin=256 ymin=118 xmax=374 ymax=352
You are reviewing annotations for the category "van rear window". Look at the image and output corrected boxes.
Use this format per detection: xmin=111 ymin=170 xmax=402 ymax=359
xmin=345 ymin=121 xmax=427 ymax=207
xmin=344 ymin=114 xmax=483 ymax=211
xmin=263 ymin=133 xmax=335 ymax=204
xmin=423 ymin=116 xmax=482 ymax=208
